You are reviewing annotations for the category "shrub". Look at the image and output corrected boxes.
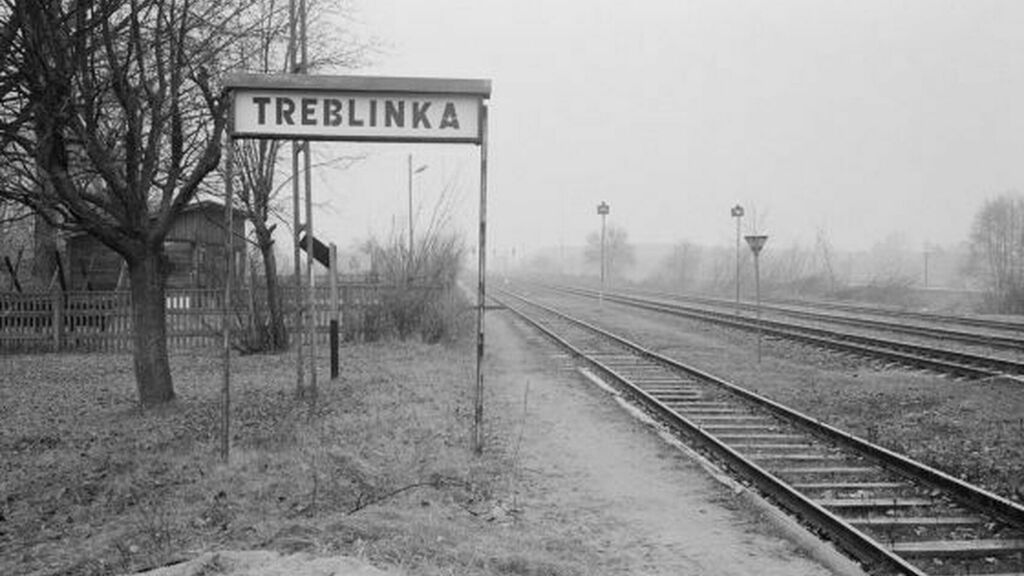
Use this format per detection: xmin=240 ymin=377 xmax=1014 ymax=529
xmin=359 ymin=200 xmax=469 ymax=342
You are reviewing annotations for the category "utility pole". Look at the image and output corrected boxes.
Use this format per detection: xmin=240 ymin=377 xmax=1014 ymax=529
xmin=407 ymin=154 xmax=427 ymax=283
xmin=287 ymin=0 xmax=316 ymax=406
xmin=300 ymin=0 xmax=317 ymax=409
xmin=288 ymin=0 xmax=304 ymax=397
xmin=597 ymin=201 xmax=609 ymax=305
xmin=731 ymin=204 xmax=744 ymax=314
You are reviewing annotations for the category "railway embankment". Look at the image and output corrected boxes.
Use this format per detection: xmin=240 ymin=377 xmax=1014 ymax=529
xmin=529 ymin=287 xmax=1024 ymax=511
xmin=497 ymin=285 xmax=1024 ymax=574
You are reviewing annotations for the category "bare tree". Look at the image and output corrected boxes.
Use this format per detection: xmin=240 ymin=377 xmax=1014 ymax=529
xmin=968 ymin=193 xmax=1024 ymax=313
xmin=704 ymin=245 xmax=740 ymax=295
xmin=231 ymin=150 xmax=364 ymax=350
xmin=0 ymin=200 xmax=32 ymax=291
xmin=358 ymin=173 xmax=467 ymax=341
xmin=0 ymin=0 xmax=242 ymax=406
xmin=762 ymin=244 xmax=809 ymax=290
xmin=220 ymin=0 xmax=369 ymax=353
xmin=584 ymin=224 xmax=635 ymax=282
xmin=867 ymin=232 xmax=914 ymax=286
xmin=646 ymin=240 xmax=700 ymax=292
xmin=815 ymin=228 xmax=838 ymax=293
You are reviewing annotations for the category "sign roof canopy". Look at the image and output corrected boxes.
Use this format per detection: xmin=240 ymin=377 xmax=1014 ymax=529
xmin=223 ymin=73 xmax=492 ymax=99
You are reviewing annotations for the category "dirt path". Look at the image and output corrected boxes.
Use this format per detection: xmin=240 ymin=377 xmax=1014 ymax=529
xmin=486 ymin=309 xmax=862 ymax=576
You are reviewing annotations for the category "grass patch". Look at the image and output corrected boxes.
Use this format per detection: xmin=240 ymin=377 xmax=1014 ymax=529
xmin=758 ymin=368 xmax=1024 ymax=496
xmin=0 ymin=342 xmax=596 ymax=575
xmin=728 ymin=358 xmax=1024 ymax=502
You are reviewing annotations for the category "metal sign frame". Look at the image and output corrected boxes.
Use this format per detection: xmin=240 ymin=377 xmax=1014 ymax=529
xmin=221 ymin=72 xmax=492 ymax=455
xmin=226 ymin=73 xmax=490 ymax=143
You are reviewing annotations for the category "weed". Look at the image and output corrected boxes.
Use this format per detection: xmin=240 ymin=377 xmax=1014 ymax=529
xmin=1 ymin=340 xmax=600 ymax=575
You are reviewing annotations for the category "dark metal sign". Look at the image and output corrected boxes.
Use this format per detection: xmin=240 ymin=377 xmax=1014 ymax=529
xmin=745 ymin=234 xmax=768 ymax=255
xmin=298 ymin=232 xmax=330 ymax=268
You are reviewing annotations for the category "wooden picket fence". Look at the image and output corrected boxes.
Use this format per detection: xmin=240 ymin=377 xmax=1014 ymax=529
xmin=0 ymin=283 xmax=412 ymax=353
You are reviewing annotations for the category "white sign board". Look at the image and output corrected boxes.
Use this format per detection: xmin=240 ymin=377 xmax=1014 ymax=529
xmin=226 ymin=75 xmax=489 ymax=144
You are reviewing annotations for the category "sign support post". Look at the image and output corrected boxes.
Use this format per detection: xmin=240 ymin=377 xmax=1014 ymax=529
xmin=473 ymin=104 xmax=488 ymax=455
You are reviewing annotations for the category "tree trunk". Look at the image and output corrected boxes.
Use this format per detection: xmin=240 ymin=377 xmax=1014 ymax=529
xmin=32 ymin=211 xmax=57 ymax=288
xmin=129 ymin=247 xmax=175 ymax=407
xmin=261 ymin=242 xmax=287 ymax=350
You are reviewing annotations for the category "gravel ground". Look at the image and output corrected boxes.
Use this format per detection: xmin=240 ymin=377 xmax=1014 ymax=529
xmin=530 ymin=290 xmax=1024 ymax=504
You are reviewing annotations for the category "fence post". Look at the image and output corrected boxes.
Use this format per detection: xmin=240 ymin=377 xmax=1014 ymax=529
xmin=51 ymin=289 xmax=64 ymax=352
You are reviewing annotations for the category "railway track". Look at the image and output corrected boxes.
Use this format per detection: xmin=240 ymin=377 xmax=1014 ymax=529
xmin=539 ymin=283 xmax=1024 ymax=380
xmin=764 ymin=295 xmax=1024 ymax=334
xmin=494 ymin=287 xmax=1024 ymax=576
xmin=625 ymin=288 xmax=1024 ymax=351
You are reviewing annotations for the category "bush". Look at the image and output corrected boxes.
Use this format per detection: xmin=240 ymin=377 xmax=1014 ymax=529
xmin=359 ymin=213 xmax=469 ymax=342
xmin=381 ymin=287 xmax=427 ymax=340
xmin=831 ymin=278 xmax=919 ymax=308
xmin=419 ymin=288 xmax=473 ymax=344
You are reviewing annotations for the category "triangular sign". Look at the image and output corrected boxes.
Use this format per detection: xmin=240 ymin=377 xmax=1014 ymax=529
xmin=744 ymin=234 xmax=768 ymax=255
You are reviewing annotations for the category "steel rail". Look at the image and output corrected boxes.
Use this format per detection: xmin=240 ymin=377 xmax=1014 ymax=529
xmin=549 ymin=284 xmax=1023 ymax=379
xmin=496 ymin=287 xmax=1024 ymax=574
xmin=494 ymin=288 xmax=926 ymax=575
xmin=626 ymin=284 xmax=1024 ymax=348
xmin=765 ymin=295 xmax=1024 ymax=333
xmin=564 ymin=281 xmax=1024 ymax=333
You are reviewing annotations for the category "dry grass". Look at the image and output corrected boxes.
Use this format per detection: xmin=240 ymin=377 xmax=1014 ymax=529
xmin=0 ymin=342 xmax=595 ymax=576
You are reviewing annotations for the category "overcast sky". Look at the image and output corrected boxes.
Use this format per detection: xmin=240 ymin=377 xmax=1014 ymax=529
xmin=313 ymin=1 xmax=1024 ymax=256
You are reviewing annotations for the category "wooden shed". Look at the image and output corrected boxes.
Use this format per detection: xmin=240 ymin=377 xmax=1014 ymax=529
xmin=67 ymin=201 xmax=246 ymax=290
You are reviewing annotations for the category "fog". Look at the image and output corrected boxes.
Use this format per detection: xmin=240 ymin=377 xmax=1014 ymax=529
xmin=306 ymin=1 xmax=1024 ymax=264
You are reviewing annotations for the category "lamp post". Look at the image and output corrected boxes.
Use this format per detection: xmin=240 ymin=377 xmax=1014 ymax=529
xmin=597 ymin=201 xmax=610 ymax=305
xmin=731 ymin=204 xmax=744 ymax=314
xmin=407 ymin=154 xmax=428 ymax=282
xmin=744 ymin=234 xmax=768 ymax=363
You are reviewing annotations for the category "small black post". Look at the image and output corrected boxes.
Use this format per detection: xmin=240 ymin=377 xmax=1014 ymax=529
xmin=330 ymin=319 xmax=339 ymax=379
xmin=329 ymin=242 xmax=339 ymax=380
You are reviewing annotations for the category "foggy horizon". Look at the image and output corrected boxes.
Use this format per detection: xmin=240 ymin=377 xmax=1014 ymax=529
xmin=292 ymin=1 xmax=1024 ymax=260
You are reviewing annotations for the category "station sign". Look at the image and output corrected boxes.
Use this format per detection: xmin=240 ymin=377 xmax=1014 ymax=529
xmin=225 ymin=73 xmax=490 ymax=144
